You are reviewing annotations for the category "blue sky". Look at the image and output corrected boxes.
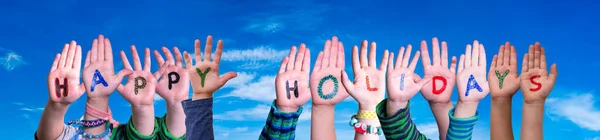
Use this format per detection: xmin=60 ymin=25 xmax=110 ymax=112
xmin=1 ymin=0 xmax=599 ymax=139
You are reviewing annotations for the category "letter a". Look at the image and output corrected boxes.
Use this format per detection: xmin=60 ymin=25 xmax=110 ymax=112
xmin=286 ymin=80 xmax=299 ymax=99
xmin=196 ymin=67 xmax=211 ymax=87
xmin=91 ymin=70 xmax=109 ymax=92
xmin=465 ymin=74 xmax=483 ymax=96
xmin=168 ymin=72 xmax=180 ymax=90
xmin=529 ymin=75 xmax=542 ymax=92
xmin=432 ymin=76 xmax=447 ymax=95
xmin=55 ymin=78 xmax=68 ymax=97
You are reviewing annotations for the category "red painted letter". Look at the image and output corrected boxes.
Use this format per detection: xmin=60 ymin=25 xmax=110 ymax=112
xmin=366 ymin=76 xmax=378 ymax=91
xmin=432 ymin=76 xmax=447 ymax=95
xmin=529 ymin=75 xmax=542 ymax=92
xmin=55 ymin=78 xmax=68 ymax=97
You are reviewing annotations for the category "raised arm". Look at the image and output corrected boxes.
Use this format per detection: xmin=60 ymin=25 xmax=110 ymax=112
xmin=340 ymin=40 xmax=388 ymax=140
xmin=310 ymin=36 xmax=350 ymax=140
xmin=379 ymin=44 xmax=431 ymax=140
xmin=260 ymin=44 xmax=312 ymax=140
xmin=419 ymin=38 xmax=457 ymax=140
xmin=489 ymin=42 xmax=520 ymax=140
xmin=154 ymin=46 xmax=190 ymax=139
xmin=36 ymin=41 xmax=86 ymax=140
xmin=452 ymin=40 xmax=490 ymax=140
xmin=117 ymin=46 xmax=159 ymax=137
xmin=183 ymin=35 xmax=238 ymax=140
xmin=519 ymin=42 xmax=557 ymax=140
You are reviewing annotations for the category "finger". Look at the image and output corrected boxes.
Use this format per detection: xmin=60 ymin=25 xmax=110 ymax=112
xmin=337 ymin=42 xmax=345 ymax=68
xmin=153 ymin=69 xmax=165 ymax=80
xmin=173 ymin=47 xmax=184 ymax=67
xmin=51 ymin=54 xmax=61 ymax=72
xmin=497 ymin=45 xmax=505 ymax=65
xmin=479 ymin=44 xmax=486 ymax=68
xmin=117 ymin=84 xmax=126 ymax=95
xmin=369 ymin=42 xmax=377 ymax=67
xmin=144 ymin=48 xmax=151 ymax=72
xmin=458 ymin=54 xmax=465 ymax=72
xmin=91 ymin=39 xmax=98 ymax=63
xmin=416 ymin=76 xmax=432 ymax=88
xmin=295 ymin=45 xmax=306 ymax=71
xmin=413 ymin=73 xmax=422 ymax=81
xmin=154 ymin=50 xmax=165 ymax=66
xmin=465 ymin=44 xmax=472 ymax=67
xmin=322 ymin=40 xmax=331 ymax=68
xmin=420 ymin=40 xmax=432 ymax=67
xmin=351 ymin=46 xmax=361 ymax=74
xmin=84 ymin=51 xmax=91 ymax=68
xmin=408 ymin=51 xmax=421 ymax=72
xmin=286 ymin=46 xmax=297 ymax=71
xmin=162 ymin=46 xmax=175 ymax=65
xmin=522 ymin=54 xmax=529 ymax=73
xmin=388 ymin=52 xmax=395 ymax=71
xmin=301 ymin=47 xmax=311 ymax=72
xmin=98 ymin=35 xmax=105 ymax=61
xmin=78 ymin=84 xmax=86 ymax=96
xmin=540 ymin=47 xmax=547 ymax=70
xmin=379 ymin=50 xmax=389 ymax=71
xmin=73 ymin=45 xmax=82 ymax=71
xmin=214 ymin=40 xmax=224 ymax=64
xmin=120 ymin=51 xmax=133 ymax=70
xmin=59 ymin=43 xmax=69 ymax=68
xmin=431 ymin=37 xmax=441 ymax=66
xmin=441 ymin=41 xmax=449 ymax=67
xmin=402 ymin=45 xmax=413 ymax=68
xmin=219 ymin=72 xmax=238 ymax=85
xmin=204 ymin=36 xmax=213 ymax=62
xmin=194 ymin=39 xmax=202 ymax=62
xmin=113 ymin=69 xmax=133 ymax=86
xmin=329 ymin=37 xmax=339 ymax=68
xmin=534 ymin=42 xmax=541 ymax=68
xmin=503 ymin=42 xmax=511 ymax=65
xmin=360 ymin=40 xmax=368 ymax=68
xmin=490 ymin=55 xmax=498 ymax=69
xmin=471 ymin=41 xmax=480 ymax=67
xmin=510 ymin=45 xmax=518 ymax=70
xmin=313 ymin=51 xmax=324 ymax=72
xmin=105 ymin=38 xmax=114 ymax=64
xmin=131 ymin=46 xmax=142 ymax=71
xmin=450 ymin=56 xmax=457 ymax=74
xmin=528 ymin=44 xmax=534 ymax=69
xmin=183 ymin=51 xmax=193 ymax=68
xmin=340 ymin=70 xmax=355 ymax=95
xmin=549 ymin=63 xmax=558 ymax=81
xmin=395 ymin=46 xmax=405 ymax=69
xmin=65 ymin=41 xmax=77 ymax=68
xmin=279 ymin=56 xmax=289 ymax=73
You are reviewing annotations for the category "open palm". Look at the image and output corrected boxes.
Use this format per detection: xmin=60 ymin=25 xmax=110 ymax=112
xmin=47 ymin=41 xmax=85 ymax=105
xmin=419 ymin=38 xmax=457 ymax=103
xmin=82 ymin=35 xmax=131 ymax=98
xmin=117 ymin=46 xmax=157 ymax=106
xmin=275 ymin=45 xmax=312 ymax=112
xmin=341 ymin=40 xmax=388 ymax=109
xmin=520 ymin=42 xmax=557 ymax=103
xmin=456 ymin=40 xmax=490 ymax=102
xmin=184 ymin=36 xmax=237 ymax=99
xmin=310 ymin=36 xmax=349 ymax=106
xmin=154 ymin=47 xmax=190 ymax=102
xmin=386 ymin=45 xmax=430 ymax=102
xmin=489 ymin=42 xmax=520 ymax=98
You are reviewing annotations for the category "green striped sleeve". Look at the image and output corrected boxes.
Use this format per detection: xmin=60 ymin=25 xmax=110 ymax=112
xmin=446 ymin=108 xmax=479 ymax=140
xmin=259 ymin=100 xmax=303 ymax=140
xmin=110 ymin=116 xmax=158 ymax=140
xmin=376 ymin=99 xmax=428 ymax=140
xmin=157 ymin=115 xmax=186 ymax=140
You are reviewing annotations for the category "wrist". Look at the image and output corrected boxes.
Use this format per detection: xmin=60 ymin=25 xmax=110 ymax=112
xmin=312 ymin=104 xmax=335 ymax=110
xmin=358 ymin=104 xmax=377 ymax=111
xmin=454 ymin=101 xmax=479 ymax=118
xmin=47 ymin=101 xmax=69 ymax=112
xmin=385 ymin=99 xmax=408 ymax=116
xmin=86 ymin=98 xmax=109 ymax=111
xmin=524 ymin=100 xmax=545 ymax=107
xmin=192 ymin=93 xmax=213 ymax=101
xmin=277 ymin=105 xmax=299 ymax=113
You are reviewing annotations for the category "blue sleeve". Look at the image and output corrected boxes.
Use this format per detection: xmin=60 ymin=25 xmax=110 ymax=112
xmin=182 ymin=98 xmax=214 ymax=140
xmin=446 ymin=108 xmax=479 ymax=140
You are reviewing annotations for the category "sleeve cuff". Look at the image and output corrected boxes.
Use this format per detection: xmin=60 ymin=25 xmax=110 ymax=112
xmin=182 ymin=98 xmax=213 ymax=112
xmin=376 ymin=99 xmax=409 ymax=121
xmin=448 ymin=108 xmax=479 ymax=124
xmin=158 ymin=114 xmax=186 ymax=140
xmin=125 ymin=116 xmax=158 ymax=140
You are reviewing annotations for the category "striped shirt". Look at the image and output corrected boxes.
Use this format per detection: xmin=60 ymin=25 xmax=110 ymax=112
xmin=259 ymin=100 xmax=303 ymax=140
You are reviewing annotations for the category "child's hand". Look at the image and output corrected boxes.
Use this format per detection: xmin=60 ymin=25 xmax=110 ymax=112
xmin=47 ymin=41 xmax=85 ymax=105
xmin=117 ymin=46 xmax=157 ymax=107
xmin=154 ymin=47 xmax=190 ymax=102
xmin=309 ymin=36 xmax=349 ymax=107
xmin=341 ymin=40 xmax=389 ymax=110
xmin=456 ymin=40 xmax=490 ymax=103
xmin=488 ymin=42 xmax=520 ymax=99
xmin=275 ymin=45 xmax=312 ymax=112
xmin=184 ymin=36 xmax=237 ymax=100
xmin=386 ymin=45 xmax=431 ymax=104
xmin=520 ymin=42 xmax=557 ymax=104
xmin=82 ymin=35 xmax=132 ymax=99
xmin=419 ymin=38 xmax=457 ymax=103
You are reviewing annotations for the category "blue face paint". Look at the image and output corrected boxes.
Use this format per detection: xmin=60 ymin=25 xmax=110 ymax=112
xmin=91 ymin=70 xmax=109 ymax=92
xmin=400 ymin=74 xmax=405 ymax=91
xmin=465 ymin=74 xmax=483 ymax=96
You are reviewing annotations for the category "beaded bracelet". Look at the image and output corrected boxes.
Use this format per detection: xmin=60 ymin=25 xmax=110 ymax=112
xmin=73 ymin=123 xmax=112 ymax=140
xmin=349 ymin=115 xmax=383 ymax=135
xmin=68 ymin=119 xmax=108 ymax=128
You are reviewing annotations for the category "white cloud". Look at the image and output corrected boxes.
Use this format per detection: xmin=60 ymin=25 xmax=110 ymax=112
xmin=11 ymin=102 xmax=24 ymax=105
xmin=0 ymin=49 xmax=26 ymax=71
xmin=23 ymin=114 xmax=30 ymax=119
xmin=219 ymin=46 xmax=288 ymax=70
xmin=20 ymin=107 xmax=44 ymax=112
xmin=220 ymin=73 xmax=277 ymax=102
xmin=240 ymin=0 xmax=331 ymax=35
xmin=587 ymin=137 xmax=600 ymax=140
xmin=546 ymin=93 xmax=600 ymax=131
xmin=417 ymin=122 xmax=440 ymax=139
xmin=214 ymin=104 xmax=271 ymax=121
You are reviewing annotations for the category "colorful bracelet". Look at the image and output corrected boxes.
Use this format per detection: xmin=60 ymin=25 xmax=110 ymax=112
xmin=356 ymin=110 xmax=377 ymax=119
xmin=73 ymin=123 xmax=112 ymax=140
xmin=349 ymin=115 xmax=383 ymax=135
xmin=68 ymin=119 xmax=108 ymax=128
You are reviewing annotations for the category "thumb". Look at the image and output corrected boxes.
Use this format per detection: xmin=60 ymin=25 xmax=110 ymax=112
xmin=78 ymin=83 xmax=86 ymax=97
xmin=116 ymin=84 xmax=128 ymax=97
xmin=549 ymin=63 xmax=558 ymax=81
xmin=412 ymin=73 xmax=422 ymax=81
xmin=416 ymin=75 xmax=432 ymax=88
xmin=219 ymin=71 xmax=238 ymax=85
xmin=340 ymin=70 xmax=355 ymax=95
xmin=153 ymin=69 xmax=165 ymax=81
xmin=113 ymin=69 xmax=133 ymax=85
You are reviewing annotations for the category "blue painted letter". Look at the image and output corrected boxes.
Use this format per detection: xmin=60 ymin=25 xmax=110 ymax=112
xmin=400 ymin=74 xmax=405 ymax=91
xmin=465 ymin=74 xmax=483 ymax=96
xmin=91 ymin=70 xmax=109 ymax=92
